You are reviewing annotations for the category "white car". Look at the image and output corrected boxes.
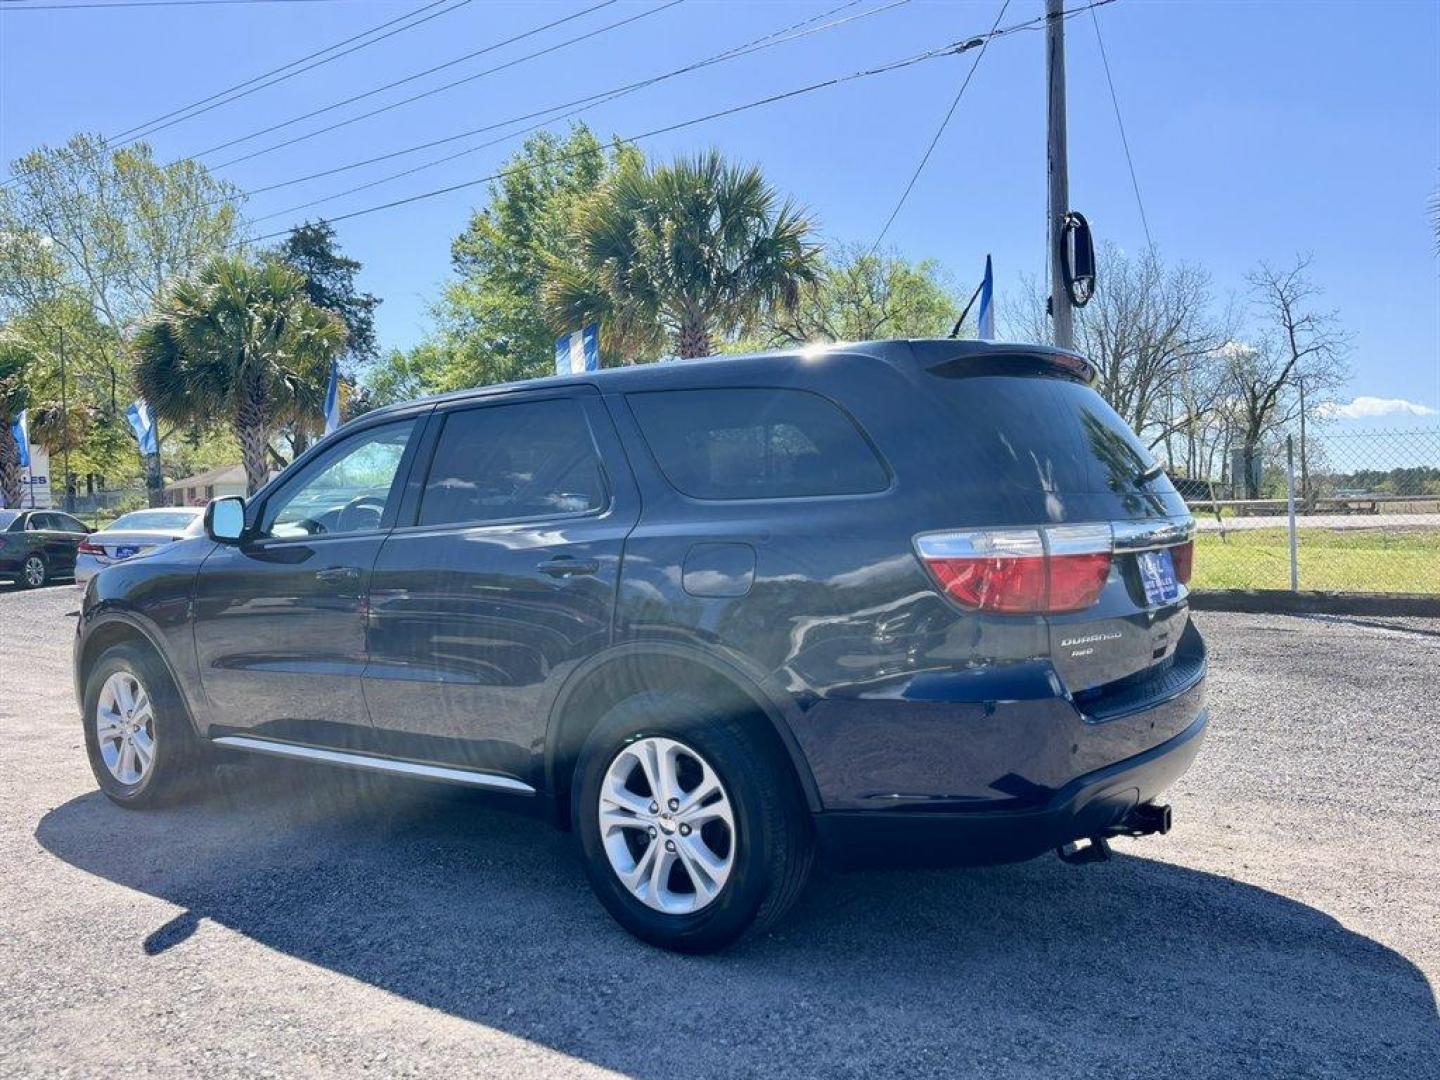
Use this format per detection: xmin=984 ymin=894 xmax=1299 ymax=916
xmin=74 ymin=507 xmax=205 ymax=585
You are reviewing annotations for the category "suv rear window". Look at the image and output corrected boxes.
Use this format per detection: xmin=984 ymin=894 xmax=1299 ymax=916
xmin=628 ymin=388 xmax=888 ymax=500
xmin=925 ymin=367 xmax=1166 ymax=496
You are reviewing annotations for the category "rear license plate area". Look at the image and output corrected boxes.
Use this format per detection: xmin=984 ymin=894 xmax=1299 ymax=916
xmin=114 ymin=545 xmax=139 ymax=559
xmin=1137 ymin=549 xmax=1179 ymax=606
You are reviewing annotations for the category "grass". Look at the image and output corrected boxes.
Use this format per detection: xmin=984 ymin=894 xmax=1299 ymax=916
xmin=1192 ymin=527 xmax=1440 ymax=593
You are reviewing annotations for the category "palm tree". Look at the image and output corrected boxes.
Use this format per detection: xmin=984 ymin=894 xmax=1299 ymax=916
xmin=0 ymin=335 xmax=35 ymax=508
xmin=545 ymin=151 xmax=820 ymax=360
xmin=133 ymin=255 xmax=346 ymax=495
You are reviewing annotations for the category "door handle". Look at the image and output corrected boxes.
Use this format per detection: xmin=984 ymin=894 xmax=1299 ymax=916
xmin=316 ymin=566 xmax=362 ymax=584
xmin=537 ymin=557 xmax=600 ymax=578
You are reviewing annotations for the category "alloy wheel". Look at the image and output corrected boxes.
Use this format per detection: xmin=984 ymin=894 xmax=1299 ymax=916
xmin=96 ymin=671 xmax=156 ymax=786
xmin=598 ymin=736 xmax=737 ymax=915
xmin=23 ymin=556 xmax=45 ymax=588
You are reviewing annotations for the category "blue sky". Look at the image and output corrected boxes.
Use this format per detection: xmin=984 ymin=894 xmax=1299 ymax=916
xmin=2 ymin=0 xmax=1437 ymax=424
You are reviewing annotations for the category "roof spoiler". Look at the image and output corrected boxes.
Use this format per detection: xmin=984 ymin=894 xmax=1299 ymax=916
xmin=924 ymin=349 xmax=1098 ymax=387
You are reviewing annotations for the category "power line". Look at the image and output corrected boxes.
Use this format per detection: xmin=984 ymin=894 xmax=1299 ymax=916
xmin=866 ymin=0 xmax=1010 ymax=255
xmin=194 ymin=0 xmax=655 ymax=166
xmin=108 ymin=0 xmax=471 ymax=148
xmin=1089 ymin=1 xmax=1153 ymax=250
xmin=0 ymin=0 xmax=357 ymax=10
xmin=234 ymin=5 xmax=1101 ymax=248
xmin=236 ymin=0 xmax=902 ymax=217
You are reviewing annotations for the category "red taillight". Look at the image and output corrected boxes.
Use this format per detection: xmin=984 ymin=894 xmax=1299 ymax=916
xmin=917 ymin=525 xmax=1112 ymax=614
xmin=1047 ymin=552 xmax=1113 ymax=611
xmin=1170 ymin=539 xmax=1194 ymax=585
xmin=78 ymin=540 xmax=104 ymax=555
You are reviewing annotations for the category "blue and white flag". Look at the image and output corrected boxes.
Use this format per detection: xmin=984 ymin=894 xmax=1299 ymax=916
xmin=976 ymin=255 xmax=995 ymax=340
xmin=11 ymin=409 xmax=29 ymax=470
xmin=324 ymin=359 xmax=341 ymax=435
xmin=126 ymin=399 xmax=158 ymax=457
xmin=555 ymin=324 xmax=600 ymax=377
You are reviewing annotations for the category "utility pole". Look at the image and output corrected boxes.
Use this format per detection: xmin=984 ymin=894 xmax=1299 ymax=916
xmin=1046 ymin=0 xmax=1074 ymax=350
xmin=59 ymin=327 xmax=73 ymax=513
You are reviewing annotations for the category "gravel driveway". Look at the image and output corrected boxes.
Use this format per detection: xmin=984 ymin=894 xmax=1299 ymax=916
xmin=1 ymin=583 xmax=1436 ymax=1079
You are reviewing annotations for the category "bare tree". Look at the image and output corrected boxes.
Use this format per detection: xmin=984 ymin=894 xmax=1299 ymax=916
xmin=1224 ymin=256 xmax=1349 ymax=497
xmin=1009 ymin=245 xmax=1228 ymax=459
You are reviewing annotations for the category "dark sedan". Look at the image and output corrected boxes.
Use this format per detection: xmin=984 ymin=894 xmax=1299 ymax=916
xmin=0 ymin=508 xmax=92 ymax=588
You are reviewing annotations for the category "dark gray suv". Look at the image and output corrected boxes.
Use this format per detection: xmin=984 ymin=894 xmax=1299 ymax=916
xmin=74 ymin=340 xmax=1207 ymax=952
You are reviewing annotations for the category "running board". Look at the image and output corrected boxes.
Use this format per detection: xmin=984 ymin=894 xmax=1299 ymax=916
xmin=210 ymin=736 xmax=536 ymax=795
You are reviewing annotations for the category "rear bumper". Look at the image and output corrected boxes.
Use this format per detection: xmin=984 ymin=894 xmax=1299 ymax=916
xmin=73 ymin=553 xmax=108 ymax=585
xmin=813 ymin=707 xmax=1208 ymax=869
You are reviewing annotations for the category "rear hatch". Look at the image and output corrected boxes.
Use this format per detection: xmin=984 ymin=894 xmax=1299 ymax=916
xmin=912 ymin=349 xmax=1195 ymax=697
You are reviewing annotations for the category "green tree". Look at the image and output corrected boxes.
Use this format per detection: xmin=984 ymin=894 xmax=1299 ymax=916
xmin=0 ymin=334 xmax=35 ymax=508
xmin=273 ymin=220 xmax=380 ymax=366
xmin=0 ymin=133 xmax=240 ymax=501
xmin=434 ymin=125 xmax=636 ymax=387
xmin=133 ymin=256 xmax=347 ymax=495
xmin=762 ymin=244 xmax=961 ymax=346
xmin=270 ymin=221 xmax=380 ymax=456
xmin=546 ymin=150 xmax=821 ymax=359
xmin=363 ymin=343 xmax=446 ymax=408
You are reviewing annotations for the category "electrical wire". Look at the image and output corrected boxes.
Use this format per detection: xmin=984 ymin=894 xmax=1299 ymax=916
xmin=866 ymin=0 xmax=1010 ymax=255
xmin=108 ymin=0 xmax=472 ymax=148
xmin=232 ymin=4 xmax=1110 ymax=248
xmin=192 ymin=0 xmax=657 ymax=165
xmin=235 ymin=0 xmax=902 ymax=216
xmin=0 ymin=0 xmax=356 ymax=10
xmin=1089 ymin=1 xmax=1153 ymax=250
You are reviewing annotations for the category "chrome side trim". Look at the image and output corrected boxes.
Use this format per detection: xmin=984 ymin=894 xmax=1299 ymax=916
xmin=210 ymin=736 xmax=537 ymax=795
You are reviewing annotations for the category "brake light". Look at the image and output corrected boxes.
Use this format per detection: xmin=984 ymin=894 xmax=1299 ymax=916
xmin=1170 ymin=539 xmax=1194 ymax=584
xmin=77 ymin=540 xmax=104 ymax=555
xmin=916 ymin=524 xmax=1113 ymax=614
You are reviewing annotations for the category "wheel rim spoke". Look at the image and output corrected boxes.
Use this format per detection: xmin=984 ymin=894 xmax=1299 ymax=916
xmin=95 ymin=671 xmax=155 ymax=786
xmin=598 ymin=735 xmax=736 ymax=915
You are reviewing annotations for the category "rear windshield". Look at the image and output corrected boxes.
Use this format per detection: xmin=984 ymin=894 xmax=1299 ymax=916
xmin=108 ymin=510 xmax=199 ymax=531
xmin=925 ymin=369 xmax=1168 ymax=496
xmin=628 ymin=388 xmax=889 ymax=500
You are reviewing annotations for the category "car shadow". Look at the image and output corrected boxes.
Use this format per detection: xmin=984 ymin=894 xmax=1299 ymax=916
xmin=36 ymin=763 xmax=1440 ymax=1077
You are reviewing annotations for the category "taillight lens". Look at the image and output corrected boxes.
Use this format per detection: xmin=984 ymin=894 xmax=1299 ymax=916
xmin=1170 ymin=539 xmax=1194 ymax=584
xmin=916 ymin=525 xmax=1112 ymax=614
xmin=77 ymin=540 xmax=104 ymax=555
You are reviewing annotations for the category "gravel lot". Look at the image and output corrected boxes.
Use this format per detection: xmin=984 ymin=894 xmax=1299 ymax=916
xmin=1 ymin=583 xmax=1436 ymax=1079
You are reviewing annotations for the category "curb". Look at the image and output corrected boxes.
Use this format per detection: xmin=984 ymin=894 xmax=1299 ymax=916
xmin=1189 ymin=590 xmax=1440 ymax=617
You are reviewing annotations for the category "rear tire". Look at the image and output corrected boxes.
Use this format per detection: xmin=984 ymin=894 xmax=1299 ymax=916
xmin=573 ymin=689 xmax=813 ymax=953
xmin=82 ymin=643 xmax=210 ymax=809
xmin=20 ymin=553 xmax=46 ymax=589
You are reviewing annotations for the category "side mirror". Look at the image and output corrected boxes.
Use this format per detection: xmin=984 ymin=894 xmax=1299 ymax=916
xmin=206 ymin=496 xmax=247 ymax=543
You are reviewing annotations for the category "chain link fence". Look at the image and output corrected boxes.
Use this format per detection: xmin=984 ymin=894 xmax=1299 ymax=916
xmin=1185 ymin=428 xmax=1440 ymax=595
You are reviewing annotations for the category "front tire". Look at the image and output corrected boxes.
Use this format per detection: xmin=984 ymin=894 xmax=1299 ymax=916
xmin=82 ymin=643 xmax=209 ymax=809
xmin=573 ymin=690 xmax=814 ymax=953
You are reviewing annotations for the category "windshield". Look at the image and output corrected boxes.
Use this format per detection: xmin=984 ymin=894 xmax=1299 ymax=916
xmin=107 ymin=510 xmax=201 ymax=532
xmin=924 ymin=369 xmax=1166 ymax=497
xmin=0 ymin=510 xmax=19 ymax=530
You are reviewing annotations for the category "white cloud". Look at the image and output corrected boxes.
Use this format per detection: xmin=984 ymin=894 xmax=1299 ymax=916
xmin=1318 ymin=396 xmax=1439 ymax=420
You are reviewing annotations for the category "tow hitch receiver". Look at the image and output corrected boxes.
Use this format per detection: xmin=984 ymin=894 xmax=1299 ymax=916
xmin=1056 ymin=836 xmax=1112 ymax=865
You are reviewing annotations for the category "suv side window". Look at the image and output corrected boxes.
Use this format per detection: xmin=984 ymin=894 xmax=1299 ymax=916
xmin=418 ymin=398 xmax=605 ymax=527
xmin=627 ymin=388 xmax=889 ymax=500
xmin=260 ymin=420 xmax=417 ymax=539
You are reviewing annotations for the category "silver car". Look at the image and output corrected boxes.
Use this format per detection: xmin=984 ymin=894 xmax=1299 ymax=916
xmin=74 ymin=507 xmax=205 ymax=585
